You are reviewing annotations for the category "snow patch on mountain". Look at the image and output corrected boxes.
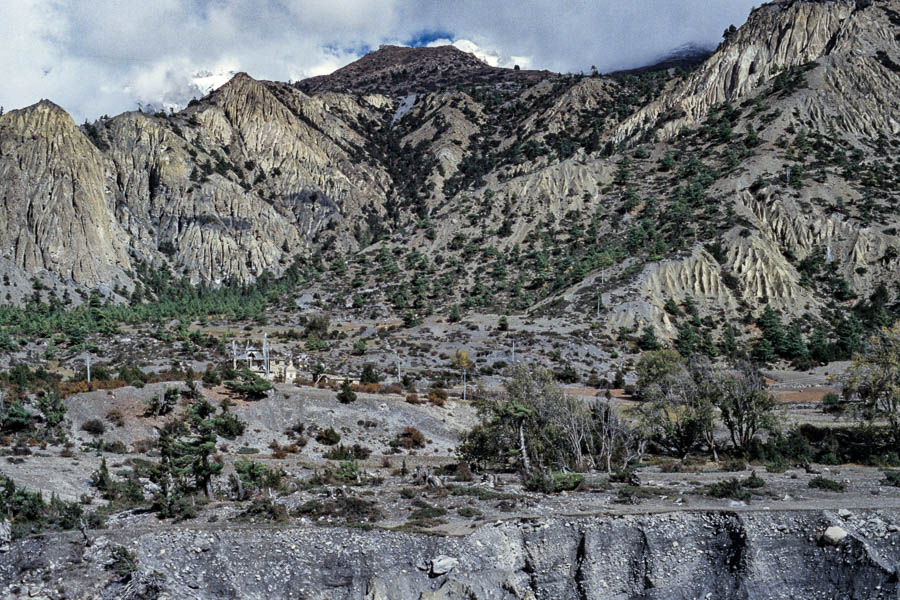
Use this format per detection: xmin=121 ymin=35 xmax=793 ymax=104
xmin=130 ymin=62 xmax=238 ymax=114
xmin=426 ymin=38 xmax=531 ymax=70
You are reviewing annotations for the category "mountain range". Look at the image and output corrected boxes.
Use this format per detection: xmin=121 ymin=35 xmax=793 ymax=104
xmin=1 ymin=0 xmax=898 ymax=360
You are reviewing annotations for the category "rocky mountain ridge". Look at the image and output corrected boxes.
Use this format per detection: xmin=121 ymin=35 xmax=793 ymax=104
xmin=297 ymin=44 xmax=559 ymax=96
xmin=616 ymin=0 xmax=899 ymax=142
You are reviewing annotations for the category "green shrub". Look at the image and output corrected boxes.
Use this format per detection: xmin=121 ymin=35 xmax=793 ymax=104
xmin=293 ymin=496 xmax=382 ymax=526
xmin=235 ymin=459 xmax=284 ymax=493
xmin=744 ymin=471 xmax=765 ymax=488
xmin=315 ymin=427 xmax=341 ymax=446
xmin=336 ymin=379 xmax=357 ymax=404
xmin=808 ymin=476 xmax=845 ymax=492
xmin=101 ymin=440 xmax=128 ymax=454
xmin=323 ymin=444 xmax=371 ymax=460
xmin=390 ymin=427 xmax=425 ymax=450
xmin=81 ymin=419 xmax=105 ymax=436
xmin=107 ymin=545 xmax=138 ymax=581
xmin=0 ymin=474 xmax=88 ymax=538
xmin=524 ymin=472 xmax=584 ymax=493
xmin=609 ymin=470 xmax=634 ymax=484
xmin=360 ymin=364 xmax=380 ymax=385
xmin=821 ymin=392 xmax=843 ymax=414
xmin=106 ymin=409 xmax=125 ymax=427
xmin=706 ymin=478 xmax=751 ymax=502
xmin=1 ymin=401 xmax=36 ymax=434
xmin=144 ymin=388 xmax=178 ymax=417
xmin=234 ymin=498 xmax=288 ymax=523
xmin=212 ymin=407 xmax=245 ymax=439
xmin=409 ymin=505 xmax=447 ymax=520
xmin=334 ymin=460 xmax=363 ymax=483
xmin=323 ymin=445 xmax=353 ymax=460
xmin=457 ymin=506 xmax=482 ymax=518
xmin=753 ymin=425 xmax=900 ymax=467
xmin=766 ymin=457 xmax=788 ymax=473
xmin=151 ymin=488 xmax=198 ymax=521
xmin=722 ymin=459 xmax=747 ymax=472
xmin=705 ymin=472 xmax=764 ymax=501
xmin=202 ymin=368 xmax=221 ymax=386
xmin=881 ymin=470 xmax=900 ymax=487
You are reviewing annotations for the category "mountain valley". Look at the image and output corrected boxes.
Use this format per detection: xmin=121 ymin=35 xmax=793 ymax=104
xmin=1 ymin=1 xmax=900 ymax=598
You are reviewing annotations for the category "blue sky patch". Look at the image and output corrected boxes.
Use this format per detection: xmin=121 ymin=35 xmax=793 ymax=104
xmin=404 ymin=30 xmax=455 ymax=48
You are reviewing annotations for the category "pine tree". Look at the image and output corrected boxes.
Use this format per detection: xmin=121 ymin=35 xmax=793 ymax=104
xmin=36 ymin=390 xmax=66 ymax=428
xmin=782 ymin=323 xmax=809 ymax=360
xmin=149 ymin=397 xmax=226 ymax=516
xmin=90 ymin=458 xmax=116 ymax=499
xmin=448 ymin=304 xmax=461 ymax=323
xmin=834 ymin=313 xmax=865 ymax=359
xmin=699 ymin=330 xmax=718 ymax=358
xmin=360 ymin=363 xmax=380 ymax=385
xmin=809 ymin=326 xmax=832 ymax=363
xmin=757 ymin=306 xmax=785 ymax=354
xmin=161 ymin=417 xmax=222 ymax=499
xmin=752 ymin=338 xmax=777 ymax=362
xmin=857 ymin=283 xmax=893 ymax=328
xmin=337 ymin=379 xmax=357 ymax=404
xmin=225 ymin=368 xmax=272 ymax=400
xmin=721 ymin=325 xmax=738 ymax=357
xmin=638 ymin=326 xmax=660 ymax=351
xmin=676 ymin=322 xmax=697 ymax=357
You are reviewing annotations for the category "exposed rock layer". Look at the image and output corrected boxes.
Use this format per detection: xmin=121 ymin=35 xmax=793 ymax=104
xmin=2 ymin=510 xmax=898 ymax=599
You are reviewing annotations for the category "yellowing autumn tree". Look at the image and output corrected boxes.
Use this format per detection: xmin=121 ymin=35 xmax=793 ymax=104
xmin=451 ymin=349 xmax=474 ymax=371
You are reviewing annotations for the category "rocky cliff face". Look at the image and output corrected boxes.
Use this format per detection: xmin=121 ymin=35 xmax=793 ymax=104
xmin=2 ymin=510 xmax=898 ymax=599
xmin=1 ymin=72 xmax=402 ymax=292
xmin=616 ymin=0 xmax=865 ymax=142
xmin=0 ymin=102 xmax=132 ymax=290
xmin=97 ymin=74 xmax=395 ymax=285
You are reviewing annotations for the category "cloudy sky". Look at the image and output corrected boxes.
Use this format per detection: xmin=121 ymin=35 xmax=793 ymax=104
xmin=1 ymin=1 xmax=761 ymax=122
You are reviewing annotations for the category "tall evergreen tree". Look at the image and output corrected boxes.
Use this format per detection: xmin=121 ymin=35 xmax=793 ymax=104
xmin=721 ymin=325 xmax=738 ymax=358
xmin=782 ymin=323 xmax=809 ymax=361
xmin=638 ymin=326 xmax=660 ymax=351
xmin=676 ymin=322 xmax=697 ymax=357
xmin=757 ymin=306 xmax=785 ymax=354
xmin=808 ymin=326 xmax=832 ymax=363
xmin=752 ymin=338 xmax=777 ymax=363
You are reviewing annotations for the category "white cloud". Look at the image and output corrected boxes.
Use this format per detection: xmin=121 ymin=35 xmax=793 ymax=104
xmin=0 ymin=0 xmax=761 ymax=122
xmin=426 ymin=38 xmax=533 ymax=70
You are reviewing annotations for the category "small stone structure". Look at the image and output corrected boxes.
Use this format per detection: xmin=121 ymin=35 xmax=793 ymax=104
xmin=268 ymin=359 xmax=298 ymax=383
xmin=232 ymin=336 xmax=304 ymax=382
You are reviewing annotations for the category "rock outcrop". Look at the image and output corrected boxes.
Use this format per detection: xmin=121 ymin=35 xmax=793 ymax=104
xmin=615 ymin=0 xmax=860 ymax=142
xmin=0 ymin=101 xmax=132 ymax=289
xmin=2 ymin=510 xmax=899 ymax=599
